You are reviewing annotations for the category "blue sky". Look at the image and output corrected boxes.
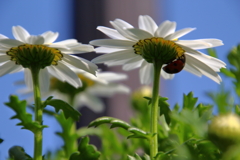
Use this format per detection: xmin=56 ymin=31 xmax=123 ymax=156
xmin=0 ymin=1 xmax=240 ymax=159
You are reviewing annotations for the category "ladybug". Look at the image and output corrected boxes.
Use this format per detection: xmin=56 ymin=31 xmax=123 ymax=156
xmin=163 ymin=55 xmax=186 ymax=74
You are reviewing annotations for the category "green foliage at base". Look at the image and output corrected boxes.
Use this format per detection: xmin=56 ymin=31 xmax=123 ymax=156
xmin=69 ymin=136 xmax=100 ymax=160
xmin=5 ymin=95 xmax=47 ymax=133
xmin=8 ymin=146 xmax=32 ymax=160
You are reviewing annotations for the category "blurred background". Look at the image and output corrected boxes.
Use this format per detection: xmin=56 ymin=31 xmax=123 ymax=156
xmin=0 ymin=0 xmax=239 ymax=159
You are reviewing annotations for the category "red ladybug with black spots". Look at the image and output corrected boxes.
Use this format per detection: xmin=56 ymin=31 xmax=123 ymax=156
xmin=163 ymin=55 xmax=186 ymax=74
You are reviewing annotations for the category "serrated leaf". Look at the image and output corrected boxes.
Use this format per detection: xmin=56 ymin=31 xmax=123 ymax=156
xmin=69 ymin=136 xmax=101 ymax=160
xmin=8 ymin=146 xmax=32 ymax=160
xmin=5 ymin=95 xmax=46 ymax=133
xmin=206 ymin=87 xmax=232 ymax=113
xmin=89 ymin=116 xmax=149 ymax=140
xmin=145 ymin=96 xmax=171 ymax=125
xmin=55 ymin=112 xmax=78 ymax=158
xmin=127 ymin=127 xmax=150 ymax=140
xmin=158 ymin=97 xmax=171 ymax=125
xmin=88 ymin=117 xmax=131 ymax=129
xmin=110 ymin=119 xmax=132 ymax=130
xmin=183 ymin=92 xmax=198 ymax=110
xmin=44 ymin=98 xmax=81 ymax=121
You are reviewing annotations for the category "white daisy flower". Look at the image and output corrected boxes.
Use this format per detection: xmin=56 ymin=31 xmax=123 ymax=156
xmin=18 ymin=69 xmax=130 ymax=113
xmin=0 ymin=26 xmax=98 ymax=91
xmin=90 ymin=15 xmax=226 ymax=84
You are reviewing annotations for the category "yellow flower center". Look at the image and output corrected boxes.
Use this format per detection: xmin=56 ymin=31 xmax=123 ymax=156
xmin=7 ymin=44 xmax=63 ymax=69
xmin=133 ymin=37 xmax=185 ymax=64
xmin=77 ymin=74 xmax=95 ymax=87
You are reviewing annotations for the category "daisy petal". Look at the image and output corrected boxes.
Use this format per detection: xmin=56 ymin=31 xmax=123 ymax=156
xmin=90 ymin=39 xmax=135 ymax=49
xmin=92 ymin=49 xmax=136 ymax=64
xmin=63 ymin=54 xmax=97 ymax=75
xmin=138 ymin=15 xmax=158 ymax=35
xmin=41 ymin=31 xmax=59 ymax=44
xmin=97 ymin=72 xmax=127 ymax=82
xmin=12 ymin=26 xmax=30 ymax=43
xmin=95 ymin=47 xmax=124 ymax=53
xmin=112 ymin=18 xmax=134 ymax=28
xmin=53 ymin=39 xmax=78 ymax=46
xmin=76 ymin=93 xmax=104 ymax=113
xmin=183 ymin=63 xmax=202 ymax=77
xmin=161 ymin=69 xmax=175 ymax=79
xmin=155 ymin=20 xmax=176 ymax=37
xmin=27 ymin=36 xmax=44 ymax=44
xmin=39 ymin=68 xmax=50 ymax=92
xmin=0 ymin=39 xmax=24 ymax=47
xmin=88 ymin=84 xmax=130 ymax=96
xmin=24 ymin=68 xmax=33 ymax=89
xmin=53 ymin=62 xmax=82 ymax=88
xmin=122 ymin=56 xmax=143 ymax=71
xmin=97 ymin=26 xmax=127 ymax=40
xmin=125 ymin=28 xmax=153 ymax=39
xmin=139 ymin=61 xmax=154 ymax=84
xmin=0 ymin=34 xmax=8 ymax=39
xmin=177 ymin=39 xmax=223 ymax=50
xmin=189 ymin=52 xmax=226 ymax=71
xmin=0 ymin=61 xmax=22 ymax=77
xmin=165 ymin=28 xmax=196 ymax=40
xmin=110 ymin=19 xmax=137 ymax=41
xmin=67 ymin=44 xmax=94 ymax=53
xmin=0 ymin=55 xmax=10 ymax=63
xmin=185 ymin=53 xmax=222 ymax=83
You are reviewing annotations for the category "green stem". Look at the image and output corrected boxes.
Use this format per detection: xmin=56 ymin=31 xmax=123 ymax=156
xmin=31 ymin=66 xmax=43 ymax=160
xmin=150 ymin=60 xmax=162 ymax=159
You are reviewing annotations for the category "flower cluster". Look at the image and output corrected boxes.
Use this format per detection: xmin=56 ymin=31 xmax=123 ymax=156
xmin=91 ymin=15 xmax=226 ymax=84
xmin=0 ymin=26 xmax=97 ymax=91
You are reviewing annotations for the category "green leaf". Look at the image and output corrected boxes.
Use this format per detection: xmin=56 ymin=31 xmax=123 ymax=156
xmin=127 ymin=127 xmax=150 ymax=139
xmin=183 ymin=92 xmax=198 ymax=110
xmin=235 ymin=105 xmax=240 ymax=116
xmin=88 ymin=116 xmax=150 ymax=140
xmin=5 ymin=95 xmax=46 ymax=133
xmin=158 ymin=97 xmax=171 ymax=125
xmin=0 ymin=138 xmax=3 ymax=144
xmin=127 ymin=154 xmax=150 ymax=160
xmin=206 ymin=86 xmax=232 ymax=113
xmin=220 ymin=68 xmax=235 ymax=78
xmin=8 ymin=146 xmax=32 ymax=160
xmin=69 ymin=136 xmax=101 ymax=160
xmin=55 ymin=112 xmax=79 ymax=158
xmin=207 ymin=48 xmax=218 ymax=58
xmin=43 ymin=97 xmax=81 ymax=121
xmin=88 ymin=117 xmax=131 ymax=130
xmin=145 ymin=96 xmax=171 ymax=125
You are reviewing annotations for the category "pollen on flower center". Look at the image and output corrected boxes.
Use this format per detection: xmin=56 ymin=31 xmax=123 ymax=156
xmin=133 ymin=37 xmax=185 ymax=64
xmin=6 ymin=44 xmax=63 ymax=69
xmin=77 ymin=74 xmax=95 ymax=87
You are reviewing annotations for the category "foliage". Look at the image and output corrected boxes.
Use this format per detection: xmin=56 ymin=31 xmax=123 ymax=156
xmin=4 ymin=44 xmax=240 ymax=159
xmin=8 ymin=146 xmax=32 ymax=160
xmin=43 ymin=96 xmax=81 ymax=121
xmin=5 ymin=95 xmax=47 ymax=133
xmin=69 ymin=136 xmax=101 ymax=160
